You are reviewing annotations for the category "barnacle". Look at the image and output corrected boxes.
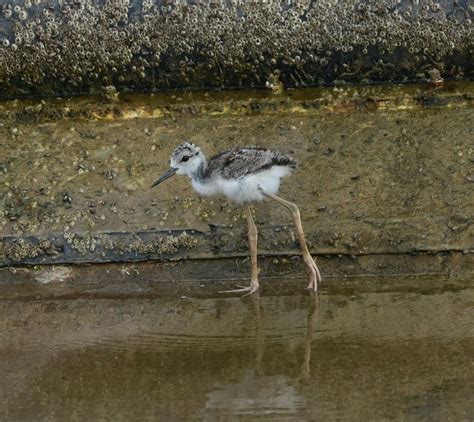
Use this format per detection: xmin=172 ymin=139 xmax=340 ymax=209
xmin=0 ymin=0 xmax=471 ymax=94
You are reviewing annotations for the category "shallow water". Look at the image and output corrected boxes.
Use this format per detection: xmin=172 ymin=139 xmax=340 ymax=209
xmin=1 ymin=275 xmax=473 ymax=421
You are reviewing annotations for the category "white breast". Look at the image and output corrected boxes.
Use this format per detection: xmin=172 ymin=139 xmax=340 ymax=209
xmin=190 ymin=165 xmax=293 ymax=204
xmin=217 ymin=165 xmax=293 ymax=204
xmin=192 ymin=178 xmax=220 ymax=197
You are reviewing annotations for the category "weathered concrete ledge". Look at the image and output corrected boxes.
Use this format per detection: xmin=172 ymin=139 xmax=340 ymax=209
xmin=0 ymin=82 xmax=472 ymax=124
xmin=0 ymin=254 xmax=473 ymax=300
xmin=1 ymin=214 xmax=473 ymax=266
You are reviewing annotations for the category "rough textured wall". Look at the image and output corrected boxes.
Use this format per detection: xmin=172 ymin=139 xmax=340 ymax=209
xmin=1 ymin=86 xmax=473 ymax=267
xmin=0 ymin=0 xmax=472 ymax=98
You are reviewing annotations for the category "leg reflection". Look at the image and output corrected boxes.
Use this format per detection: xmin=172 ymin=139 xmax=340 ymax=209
xmin=250 ymin=291 xmax=264 ymax=376
xmin=300 ymin=291 xmax=321 ymax=384
xmin=200 ymin=292 xmax=321 ymax=418
xmin=249 ymin=291 xmax=321 ymax=383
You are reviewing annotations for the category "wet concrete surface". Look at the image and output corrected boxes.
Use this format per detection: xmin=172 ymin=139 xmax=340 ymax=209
xmin=0 ymin=273 xmax=473 ymax=421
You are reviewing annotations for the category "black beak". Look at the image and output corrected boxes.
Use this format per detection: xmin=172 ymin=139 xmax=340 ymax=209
xmin=151 ymin=167 xmax=177 ymax=187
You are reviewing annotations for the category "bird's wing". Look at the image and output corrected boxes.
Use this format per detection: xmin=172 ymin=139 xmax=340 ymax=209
xmin=207 ymin=147 xmax=295 ymax=179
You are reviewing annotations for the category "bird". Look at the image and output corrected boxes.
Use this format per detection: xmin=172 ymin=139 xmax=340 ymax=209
xmin=151 ymin=142 xmax=322 ymax=295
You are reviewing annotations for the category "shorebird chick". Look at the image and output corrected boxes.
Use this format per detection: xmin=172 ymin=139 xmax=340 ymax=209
xmin=152 ymin=142 xmax=322 ymax=295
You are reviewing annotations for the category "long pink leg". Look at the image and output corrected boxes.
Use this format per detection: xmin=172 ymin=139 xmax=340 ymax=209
xmin=261 ymin=191 xmax=322 ymax=291
xmin=220 ymin=204 xmax=259 ymax=295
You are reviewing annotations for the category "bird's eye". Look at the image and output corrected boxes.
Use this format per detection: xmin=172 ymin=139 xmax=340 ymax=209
xmin=181 ymin=156 xmax=190 ymax=162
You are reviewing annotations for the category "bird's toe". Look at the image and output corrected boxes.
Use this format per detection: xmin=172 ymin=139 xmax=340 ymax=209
xmin=219 ymin=284 xmax=259 ymax=296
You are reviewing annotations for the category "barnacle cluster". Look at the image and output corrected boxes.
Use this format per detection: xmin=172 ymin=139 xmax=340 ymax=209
xmin=65 ymin=231 xmax=115 ymax=254
xmin=63 ymin=231 xmax=198 ymax=256
xmin=2 ymin=237 xmax=57 ymax=262
xmin=122 ymin=231 xmax=198 ymax=255
xmin=0 ymin=0 xmax=472 ymax=96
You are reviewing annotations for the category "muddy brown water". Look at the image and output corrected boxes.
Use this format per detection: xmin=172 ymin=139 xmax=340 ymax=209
xmin=1 ymin=272 xmax=473 ymax=421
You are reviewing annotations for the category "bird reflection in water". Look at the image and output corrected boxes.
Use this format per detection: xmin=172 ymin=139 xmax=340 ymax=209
xmin=201 ymin=292 xmax=321 ymax=418
xmin=250 ymin=291 xmax=321 ymax=383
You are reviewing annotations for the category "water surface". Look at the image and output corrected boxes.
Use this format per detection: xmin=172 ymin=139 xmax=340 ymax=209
xmin=1 ymin=276 xmax=473 ymax=421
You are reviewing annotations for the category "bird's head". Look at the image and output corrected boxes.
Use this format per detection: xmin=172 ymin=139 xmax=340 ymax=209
xmin=151 ymin=142 xmax=203 ymax=187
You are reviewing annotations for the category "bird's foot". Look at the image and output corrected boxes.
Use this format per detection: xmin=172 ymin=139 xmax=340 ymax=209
xmin=305 ymin=280 xmax=318 ymax=291
xmin=304 ymin=256 xmax=322 ymax=292
xmin=219 ymin=283 xmax=259 ymax=297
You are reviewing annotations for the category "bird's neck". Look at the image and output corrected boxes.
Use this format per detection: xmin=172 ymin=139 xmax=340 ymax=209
xmin=190 ymin=156 xmax=208 ymax=183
